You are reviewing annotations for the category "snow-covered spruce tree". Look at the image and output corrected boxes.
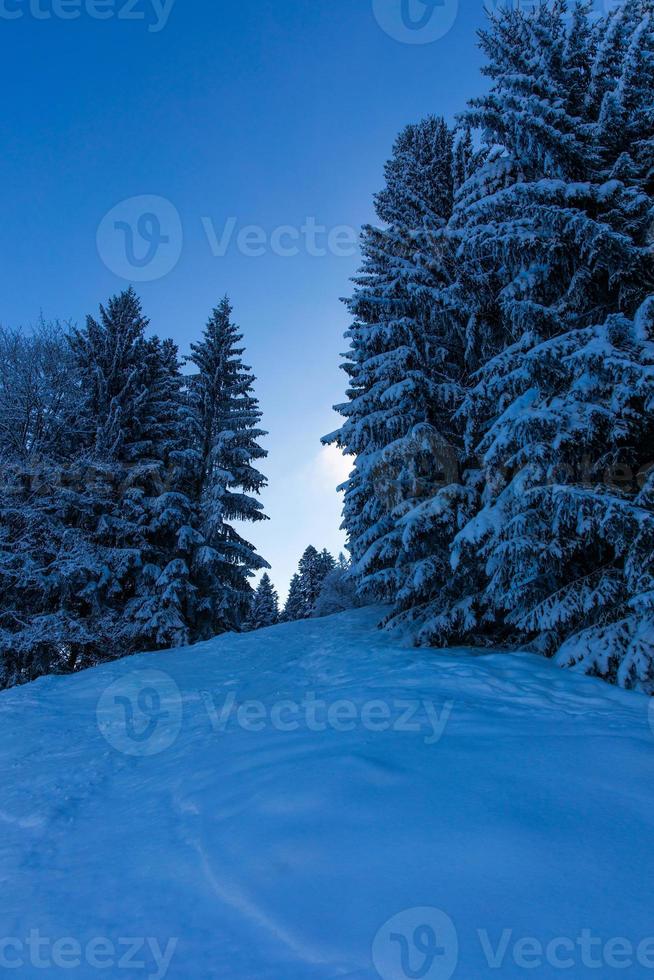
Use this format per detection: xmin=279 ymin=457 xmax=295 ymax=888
xmin=282 ymin=574 xmax=304 ymax=622
xmin=65 ymin=288 xmax=206 ymax=665
xmin=383 ymin=125 xmax=484 ymax=638
xmin=428 ymin=0 xmax=654 ymax=688
xmin=244 ymin=573 xmax=279 ymax=630
xmin=299 ymin=546 xmax=335 ymax=613
xmin=481 ymin=301 xmax=654 ymax=689
xmin=116 ymin=334 xmax=207 ymax=653
xmin=0 ymin=321 xmax=85 ymax=686
xmin=325 ymin=116 xmax=467 ymax=606
xmin=475 ymin=1 xmax=654 ymax=689
xmin=281 ymin=546 xmax=336 ymax=620
xmin=188 ymin=297 xmax=269 ymax=633
xmin=393 ymin=1 xmax=602 ymax=644
xmin=0 ymin=291 xmax=268 ymax=685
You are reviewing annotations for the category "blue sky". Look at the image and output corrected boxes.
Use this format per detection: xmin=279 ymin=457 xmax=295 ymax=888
xmin=1 ymin=0 xmax=489 ymax=598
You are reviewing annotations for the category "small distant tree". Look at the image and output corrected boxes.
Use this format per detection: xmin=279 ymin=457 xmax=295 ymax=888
xmin=282 ymin=574 xmax=304 ymax=622
xmin=244 ymin=573 xmax=279 ymax=630
xmin=298 ymin=546 xmax=335 ymax=612
xmin=282 ymin=546 xmax=337 ymax=620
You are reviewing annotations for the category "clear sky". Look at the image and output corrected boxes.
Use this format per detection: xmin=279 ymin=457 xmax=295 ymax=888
xmin=1 ymin=0 xmax=490 ymax=599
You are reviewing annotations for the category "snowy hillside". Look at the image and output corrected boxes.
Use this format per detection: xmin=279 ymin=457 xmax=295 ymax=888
xmin=3 ymin=606 xmax=654 ymax=979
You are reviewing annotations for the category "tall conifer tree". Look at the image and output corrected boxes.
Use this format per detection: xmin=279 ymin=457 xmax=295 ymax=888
xmin=325 ymin=117 xmax=465 ymax=604
xmin=189 ymin=297 xmax=269 ymax=632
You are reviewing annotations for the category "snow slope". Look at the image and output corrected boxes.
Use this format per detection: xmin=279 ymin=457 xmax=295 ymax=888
xmin=2 ymin=606 xmax=654 ymax=979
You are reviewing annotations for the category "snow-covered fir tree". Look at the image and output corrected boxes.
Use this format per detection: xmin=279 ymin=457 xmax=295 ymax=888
xmin=188 ymin=297 xmax=269 ymax=633
xmin=66 ymin=289 xmax=206 ymax=663
xmin=453 ymin=0 xmax=654 ymax=687
xmin=281 ymin=572 xmax=304 ymax=623
xmin=325 ymin=116 xmax=466 ymax=608
xmin=0 ymin=290 xmax=271 ymax=687
xmin=298 ymin=546 xmax=335 ymax=615
xmin=0 ymin=321 xmax=84 ymax=685
xmin=394 ymin=0 xmax=608 ymax=646
xmin=330 ymin=0 xmax=654 ymax=691
xmin=244 ymin=572 xmax=279 ymax=630
xmin=442 ymin=0 xmax=654 ymax=690
xmin=282 ymin=574 xmax=304 ymax=622
xmin=282 ymin=546 xmax=336 ymax=620
xmin=482 ymin=300 xmax=654 ymax=689
xmin=116 ymin=333 xmax=207 ymax=653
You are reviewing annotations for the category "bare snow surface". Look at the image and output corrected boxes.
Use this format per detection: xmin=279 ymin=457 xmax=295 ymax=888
xmin=2 ymin=606 xmax=654 ymax=979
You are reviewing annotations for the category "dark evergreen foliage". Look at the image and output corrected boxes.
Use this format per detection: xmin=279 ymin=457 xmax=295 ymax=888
xmin=329 ymin=0 xmax=654 ymax=692
xmin=282 ymin=546 xmax=337 ymax=620
xmin=188 ymin=296 xmax=269 ymax=634
xmin=244 ymin=572 xmax=279 ymax=630
xmin=0 ymin=290 xmax=268 ymax=687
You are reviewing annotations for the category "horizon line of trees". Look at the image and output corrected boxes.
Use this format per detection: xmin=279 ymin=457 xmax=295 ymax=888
xmin=243 ymin=546 xmax=360 ymax=630
xmin=326 ymin=0 xmax=654 ymax=692
xmin=0 ymin=289 xmax=268 ymax=688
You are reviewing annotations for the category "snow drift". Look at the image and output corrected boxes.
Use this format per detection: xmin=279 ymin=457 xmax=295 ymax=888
xmin=2 ymin=606 xmax=654 ymax=978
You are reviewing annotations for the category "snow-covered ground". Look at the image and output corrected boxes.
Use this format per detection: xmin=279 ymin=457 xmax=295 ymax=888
xmin=2 ymin=606 xmax=654 ymax=979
